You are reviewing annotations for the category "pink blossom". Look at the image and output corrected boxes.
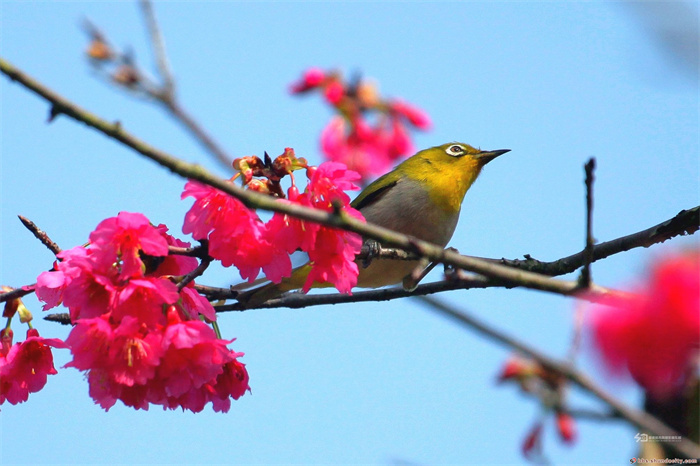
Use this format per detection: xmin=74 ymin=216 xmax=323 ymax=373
xmin=64 ymin=317 xmax=114 ymax=371
xmin=289 ymin=68 xmax=325 ymax=93
xmin=320 ymin=116 xmax=394 ymax=180
xmin=390 ymin=99 xmax=432 ymax=129
xmin=264 ymin=205 xmax=309 ymax=257
xmin=292 ymin=68 xmax=431 ymax=181
xmin=179 ymin=285 xmax=217 ymax=322
xmin=111 ymin=277 xmax=180 ymax=328
xmin=35 ymin=246 xmax=90 ymax=311
xmin=157 ymin=319 xmax=231 ymax=398
xmin=304 ymin=225 xmax=362 ymax=293
xmin=182 ymin=181 xmax=260 ymax=240
xmin=0 ymin=328 xmax=67 ymax=405
xmin=90 ymin=212 xmax=169 ymax=280
xmin=107 ymin=317 xmax=164 ymax=387
xmin=385 ymin=118 xmax=413 ymax=160
xmin=556 ymin=412 xmax=577 ymax=444
xmin=65 ymin=311 xmax=249 ymax=412
xmin=208 ymin=358 xmax=251 ymax=413
xmin=323 ymin=80 xmax=344 ymax=105
xmin=306 ymin=161 xmax=361 ymax=207
xmin=587 ymin=252 xmax=700 ymax=400
xmin=61 ymin=256 xmax=117 ymax=322
xmin=183 ymin=180 xmax=294 ymax=283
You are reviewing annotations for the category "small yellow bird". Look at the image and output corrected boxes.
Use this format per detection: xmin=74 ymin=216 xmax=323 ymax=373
xmin=239 ymin=142 xmax=509 ymax=303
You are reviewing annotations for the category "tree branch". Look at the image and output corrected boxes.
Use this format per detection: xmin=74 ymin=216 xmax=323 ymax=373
xmin=1 ymin=57 xmax=619 ymax=304
xmin=139 ymin=0 xmax=174 ymax=97
xmin=580 ymin=158 xmax=596 ymax=287
xmin=495 ymin=206 xmax=699 ymax=276
xmin=136 ymin=1 xmax=233 ymax=170
xmin=18 ymin=215 xmax=62 ymax=255
xmin=415 ymin=295 xmax=700 ymax=459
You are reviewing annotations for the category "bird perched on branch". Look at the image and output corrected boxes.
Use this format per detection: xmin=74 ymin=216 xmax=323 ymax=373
xmin=238 ymin=142 xmax=509 ymax=304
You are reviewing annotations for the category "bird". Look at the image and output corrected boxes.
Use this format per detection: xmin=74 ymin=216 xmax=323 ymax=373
xmin=238 ymin=142 xmax=509 ymax=304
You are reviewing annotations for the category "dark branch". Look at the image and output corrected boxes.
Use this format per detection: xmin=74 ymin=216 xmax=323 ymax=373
xmin=580 ymin=158 xmax=596 ymax=287
xmin=176 ymin=257 xmax=211 ymax=291
xmin=18 ymin=215 xmax=62 ymax=255
xmin=214 ymin=271 xmax=615 ymax=312
xmin=0 ymin=286 xmax=34 ymax=304
xmin=496 ymin=206 xmax=699 ymax=276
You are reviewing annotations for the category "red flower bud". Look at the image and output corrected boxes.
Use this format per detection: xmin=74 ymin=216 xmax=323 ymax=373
xmin=556 ymin=412 xmax=577 ymax=444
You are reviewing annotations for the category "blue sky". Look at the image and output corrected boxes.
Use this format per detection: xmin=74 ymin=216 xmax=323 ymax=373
xmin=1 ymin=2 xmax=698 ymax=465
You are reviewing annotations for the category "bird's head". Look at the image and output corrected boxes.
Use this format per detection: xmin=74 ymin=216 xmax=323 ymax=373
xmin=400 ymin=142 xmax=510 ymax=213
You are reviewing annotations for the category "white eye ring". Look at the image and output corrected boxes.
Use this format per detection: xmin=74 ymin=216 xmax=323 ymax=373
xmin=445 ymin=144 xmax=465 ymax=157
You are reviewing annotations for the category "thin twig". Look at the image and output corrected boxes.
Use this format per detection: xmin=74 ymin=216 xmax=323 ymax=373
xmin=415 ymin=295 xmax=700 ymax=459
xmin=580 ymin=158 xmax=596 ymax=287
xmin=0 ymin=286 xmax=35 ymax=303
xmin=212 ymin=273 xmax=618 ymax=312
xmin=568 ymin=408 xmax=622 ymax=422
xmin=135 ymin=3 xmax=233 ymax=170
xmin=139 ymin=0 xmax=174 ymax=96
xmin=18 ymin=215 xmax=62 ymax=255
xmin=160 ymin=99 xmax=234 ymax=171
xmin=566 ymin=303 xmax=586 ymax=364
xmin=176 ymin=257 xmax=211 ymax=292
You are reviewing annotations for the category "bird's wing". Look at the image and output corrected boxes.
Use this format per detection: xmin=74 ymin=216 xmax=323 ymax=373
xmin=351 ymin=174 xmax=400 ymax=211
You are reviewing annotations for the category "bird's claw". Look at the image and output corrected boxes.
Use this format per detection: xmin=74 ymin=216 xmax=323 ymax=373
xmin=361 ymin=239 xmax=382 ymax=268
xmin=442 ymin=247 xmax=460 ymax=275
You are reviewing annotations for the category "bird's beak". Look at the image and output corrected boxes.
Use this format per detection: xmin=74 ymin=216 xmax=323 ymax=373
xmin=476 ymin=149 xmax=510 ymax=164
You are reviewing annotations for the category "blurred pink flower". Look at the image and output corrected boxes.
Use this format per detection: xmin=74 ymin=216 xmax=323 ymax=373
xmin=390 ymin=99 xmax=432 ymax=129
xmin=289 ymin=67 xmax=325 ymax=93
xmin=291 ymin=68 xmax=431 ymax=182
xmin=588 ymin=251 xmax=700 ymax=400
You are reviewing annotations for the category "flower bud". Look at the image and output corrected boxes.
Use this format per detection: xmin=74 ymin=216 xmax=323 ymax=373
xmin=86 ymin=38 xmax=113 ymax=62
xmin=290 ymin=68 xmax=325 ymax=93
xmin=1 ymin=327 xmax=13 ymax=356
xmin=323 ymin=81 xmax=345 ymax=105
xmin=357 ymin=81 xmax=379 ymax=108
xmin=17 ymin=301 xmax=33 ymax=324
xmin=556 ymin=412 xmax=577 ymax=444
xmin=247 ymin=179 xmax=271 ymax=195
xmin=112 ymin=64 xmax=140 ymax=88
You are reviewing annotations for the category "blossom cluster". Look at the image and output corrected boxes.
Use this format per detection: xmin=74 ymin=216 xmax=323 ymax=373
xmin=587 ymin=251 xmax=700 ymax=401
xmin=183 ymin=158 xmax=365 ymax=293
xmin=34 ymin=212 xmax=249 ymax=412
xmin=290 ymin=68 xmax=431 ymax=181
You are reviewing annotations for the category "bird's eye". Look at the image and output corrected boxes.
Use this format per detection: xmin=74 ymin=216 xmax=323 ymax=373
xmin=445 ymin=144 xmax=465 ymax=157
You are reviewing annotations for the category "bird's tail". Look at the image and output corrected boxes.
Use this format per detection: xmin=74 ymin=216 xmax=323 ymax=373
xmin=237 ymin=264 xmax=332 ymax=306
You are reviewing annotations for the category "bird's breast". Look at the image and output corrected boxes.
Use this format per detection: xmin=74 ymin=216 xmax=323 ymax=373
xmin=359 ymin=177 xmax=460 ymax=246
xmin=355 ymin=178 xmax=460 ymax=288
